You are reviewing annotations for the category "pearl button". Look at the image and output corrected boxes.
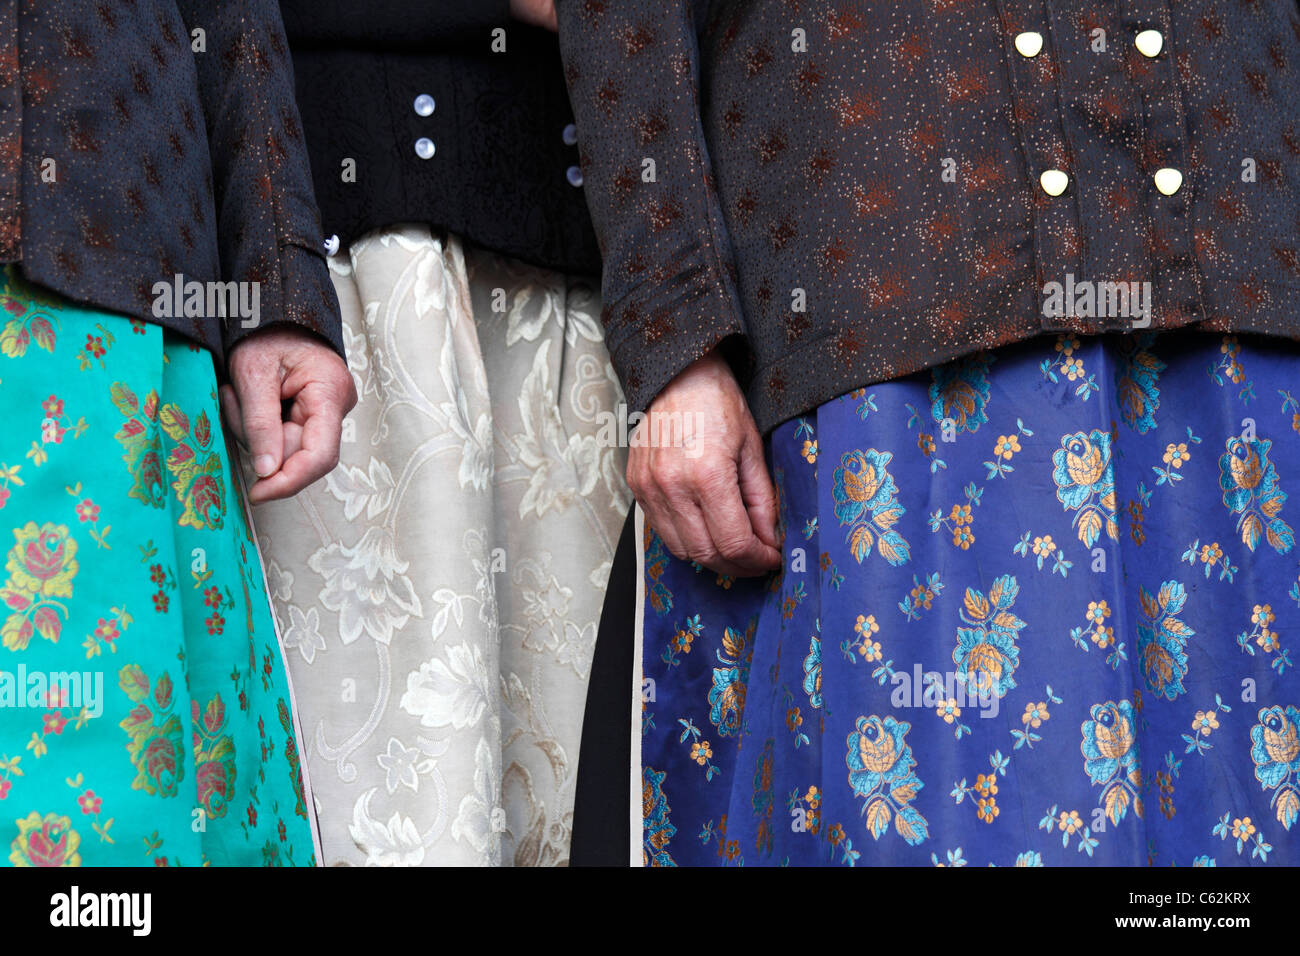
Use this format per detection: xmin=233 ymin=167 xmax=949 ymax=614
xmin=1153 ymin=167 xmax=1183 ymax=196
xmin=414 ymin=137 xmax=436 ymax=160
xmin=562 ymin=123 xmax=578 ymax=146
xmin=566 ymin=165 xmax=584 ymax=188
xmin=1134 ymin=30 xmax=1163 ymax=58
xmin=323 ymin=234 xmax=340 ymax=257
xmin=1014 ymin=32 xmax=1043 ymax=58
xmin=413 ymin=94 xmax=436 ymax=117
xmin=1039 ymin=169 xmax=1069 ymax=196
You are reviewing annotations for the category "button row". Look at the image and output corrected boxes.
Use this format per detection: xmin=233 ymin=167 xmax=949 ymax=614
xmin=413 ymin=93 xmax=436 ymax=159
xmin=334 ymin=94 xmax=583 ymax=257
xmin=1039 ymin=167 xmax=1183 ymax=196
xmin=1017 ymin=29 xmax=1178 ymax=198
xmin=1014 ymin=28 xmax=1163 ymax=59
xmin=564 ymin=124 xmax=580 ymax=187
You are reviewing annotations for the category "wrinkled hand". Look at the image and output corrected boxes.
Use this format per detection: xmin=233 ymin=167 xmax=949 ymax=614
xmin=220 ymin=327 xmax=356 ymax=504
xmin=509 ymin=0 xmax=556 ymax=31
xmin=628 ymin=349 xmax=782 ymax=577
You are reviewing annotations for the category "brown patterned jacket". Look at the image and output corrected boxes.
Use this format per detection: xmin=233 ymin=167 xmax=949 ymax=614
xmin=559 ymin=0 xmax=1300 ymax=432
xmin=0 ymin=0 xmax=342 ymax=364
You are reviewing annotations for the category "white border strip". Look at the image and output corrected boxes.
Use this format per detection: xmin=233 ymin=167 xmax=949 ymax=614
xmin=630 ymin=503 xmax=646 ymax=867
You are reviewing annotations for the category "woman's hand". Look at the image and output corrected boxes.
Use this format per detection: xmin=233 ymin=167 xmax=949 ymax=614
xmin=221 ymin=327 xmax=357 ymax=504
xmin=510 ymin=0 xmax=557 ymax=31
xmin=627 ymin=350 xmax=782 ymax=577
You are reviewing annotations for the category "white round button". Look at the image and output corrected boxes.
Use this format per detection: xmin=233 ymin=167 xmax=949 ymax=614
xmin=566 ymin=165 xmax=584 ymax=188
xmin=414 ymin=137 xmax=436 ymax=160
xmin=323 ymin=234 xmax=340 ymax=257
xmin=1153 ymin=167 xmax=1183 ymax=196
xmin=1134 ymin=30 xmax=1163 ymax=58
xmin=562 ymin=123 xmax=578 ymax=146
xmin=1039 ymin=169 xmax=1069 ymax=196
xmin=1014 ymin=32 xmax=1043 ymax=58
xmin=413 ymin=94 xmax=436 ymax=116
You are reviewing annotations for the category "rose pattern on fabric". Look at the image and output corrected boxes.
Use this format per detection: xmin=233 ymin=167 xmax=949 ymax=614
xmin=1 ymin=522 xmax=78 ymax=651
xmin=0 ymin=273 xmax=315 ymax=866
xmin=249 ymin=227 xmax=629 ymax=866
xmin=640 ymin=332 xmax=1300 ymax=865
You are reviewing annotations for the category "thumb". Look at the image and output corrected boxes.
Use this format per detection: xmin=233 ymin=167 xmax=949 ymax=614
xmin=737 ymin=425 xmax=780 ymax=553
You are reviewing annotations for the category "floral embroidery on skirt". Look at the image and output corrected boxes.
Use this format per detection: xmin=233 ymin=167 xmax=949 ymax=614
xmin=640 ymin=330 xmax=1300 ymax=867
xmin=0 ymin=266 xmax=314 ymax=866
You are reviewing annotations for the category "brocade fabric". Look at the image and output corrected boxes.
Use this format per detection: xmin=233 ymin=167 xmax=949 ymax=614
xmin=0 ymin=0 xmax=343 ymax=363
xmin=558 ymin=0 xmax=1300 ymax=432
xmin=249 ymin=226 xmax=631 ymax=866
xmin=638 ymin=329 xmax=1300 ymax=866
xmin=0 ymin=267 xmax=316 ymax=866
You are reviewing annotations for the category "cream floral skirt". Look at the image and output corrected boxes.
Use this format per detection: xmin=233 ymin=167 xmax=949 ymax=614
xmin=248 ymin=224 xmax=629 ymax=865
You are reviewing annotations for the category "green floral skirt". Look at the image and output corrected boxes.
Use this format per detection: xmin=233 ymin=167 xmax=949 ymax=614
xmin=0 ymin=266 xmax=316 ymax=866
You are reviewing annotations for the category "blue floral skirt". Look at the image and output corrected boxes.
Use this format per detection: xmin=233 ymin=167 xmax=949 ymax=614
xmin=639 ymin=330 xmax=1300 ymax=867
xmin=0 ymin=267 xmax=316 ymax=866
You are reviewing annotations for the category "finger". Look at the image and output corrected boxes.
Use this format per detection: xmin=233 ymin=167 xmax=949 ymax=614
xmin=697 ymin=465 xmax=782 ymax=576
xmin=247 ymin=385 xmax=341 ymax=502
xmin=628 ymin=452 xmax=676 ymax=552
xmin=238 ymin=362 xmax=286 ymax=479
xmin=218 ymin=385 xmax=248 ymax=450
xmin=280 ymin=420 xmax=305 ymax=463
xmin=737 ymin=427 xmax=782 ymax=555
xmin=634 ymin=472 xmax=703 ymax=571
xmin=636 ymin=484 xmax=688 ymax=561
xmin=632 ymin=452 xmax=745 ymax=575
xmin=664 ymin=487 xmax=751 ymax=578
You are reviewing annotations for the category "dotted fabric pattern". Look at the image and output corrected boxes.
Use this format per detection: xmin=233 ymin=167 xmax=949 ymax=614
xmin=557 ymin=0 xmax=1300 ymax=433
xmin=0 ymin=0 xmax=343 ymax=365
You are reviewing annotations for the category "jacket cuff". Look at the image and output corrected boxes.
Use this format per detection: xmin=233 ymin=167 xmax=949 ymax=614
xmin=558 ymin=0 xmax=753 ymax=415
xmin=603 ymin=276 xmax=751 ymax=419
xmin=221 ymin=239 xmax=346 ymax=363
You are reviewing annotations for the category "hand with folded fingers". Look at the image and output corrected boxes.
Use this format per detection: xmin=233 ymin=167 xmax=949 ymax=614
xmin=220 ymin=327 xmax=358 ymax=504
xmin=627 ymin=349 xmax=783 ymax=578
